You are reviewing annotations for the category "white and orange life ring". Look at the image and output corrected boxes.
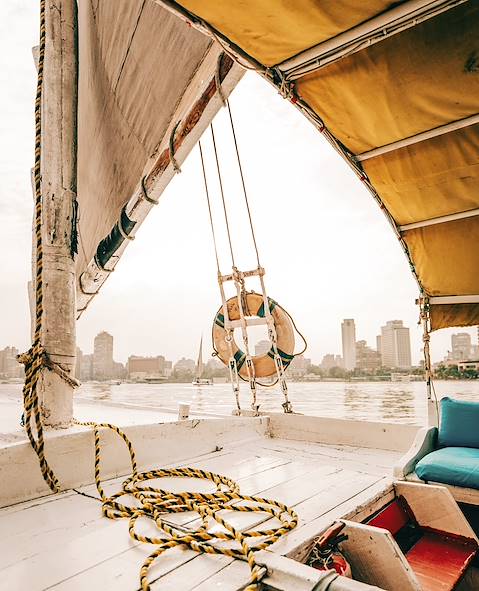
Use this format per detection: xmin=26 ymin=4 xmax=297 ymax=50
xmin=212 ymin=292 xmax=295 ymax=379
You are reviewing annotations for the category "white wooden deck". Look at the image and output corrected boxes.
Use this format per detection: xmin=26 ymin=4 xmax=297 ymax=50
xmin=0 ymin=435 xmax=401 ymax=591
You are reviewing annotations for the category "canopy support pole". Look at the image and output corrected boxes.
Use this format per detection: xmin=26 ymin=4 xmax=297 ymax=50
xmin=356 ymin=113 xmax=479 ymax=162
xmin=278 ymin=0 xmax=467 ymax=80
xmin=429 ymin=295 xmax=479 ymax=305
xmin=35 ymin=0 xmax=78 ymax=427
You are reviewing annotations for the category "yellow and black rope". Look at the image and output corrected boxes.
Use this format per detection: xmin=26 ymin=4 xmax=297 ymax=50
xmin=23 ymin=3 xmax=297 ymax=588
xmin=75 ymin=419 xmax=298 ymax=591
xmin=18 ymin=0 xmax=61 ymax=494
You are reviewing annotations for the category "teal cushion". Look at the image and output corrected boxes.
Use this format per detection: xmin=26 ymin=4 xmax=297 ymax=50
xmin=416 ymin=447 xmax=479 ymax=489
xmin=439 ymin=397 xmax=479 ymax=448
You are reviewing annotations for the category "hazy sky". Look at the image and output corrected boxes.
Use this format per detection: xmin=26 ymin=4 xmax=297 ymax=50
xmin=1 ymin=1 xmax=477 ymax=367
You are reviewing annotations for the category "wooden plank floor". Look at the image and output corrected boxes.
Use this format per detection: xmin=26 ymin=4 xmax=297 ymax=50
xmin=0 ymin=438 xmax=401 ymax=591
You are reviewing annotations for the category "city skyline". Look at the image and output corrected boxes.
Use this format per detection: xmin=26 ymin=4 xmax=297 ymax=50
xmin=72 ymin=331 xmax=314 ymax=382
xmin=3 ymin=321 xmax=479 ymax=382
xmin=3 ymin=320 xmax=479 ymax=373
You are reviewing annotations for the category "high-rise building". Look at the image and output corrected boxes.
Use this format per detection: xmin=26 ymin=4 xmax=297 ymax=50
xmin=127 ymin=355 xmax=166 ymax=380
xmin=356 ymin=340 xmax=381 ymax=372
xmin=173 ymin=357 xmax=196 ymax=376
xmin=341 ymin=319 xmax=356 ymax=371
xmin=93 ymin=331 xmax=114 ymax=380
xmin=451 ymin=333 xmax=472 ymax=361
xmin=286 ymin=355 xmax=311 ymax=379
xmin=0 ymin=346 xmax=23 ymax=379
xmin=320 ymin=354 xmax=343 ymax=369
xmin=80 ymin=354 xmax=94 ymax=381
xmin=380 ymin=320 xmax=412 ymax=369
xmin=255 ymin=340 xmax=271 ymax=356
xmin=75 ymin=347 xmax=83 ymax=380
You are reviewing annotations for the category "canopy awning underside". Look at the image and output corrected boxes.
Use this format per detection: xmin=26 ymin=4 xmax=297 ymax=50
xmin=173 ymin=0 xmax=479 ymax=330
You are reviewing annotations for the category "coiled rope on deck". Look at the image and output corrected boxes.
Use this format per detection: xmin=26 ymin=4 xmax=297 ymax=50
xmin=75 ymin=419 xmax=298 ymax=591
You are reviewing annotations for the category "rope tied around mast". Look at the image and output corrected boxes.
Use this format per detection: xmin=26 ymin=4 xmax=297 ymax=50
xmin=18 ymin=0 xmax=75 ymax=493
xmin=23 ymin=8 xmax=298 ymax=589
xmin=18 ymin=347 xmax=80 ymax=391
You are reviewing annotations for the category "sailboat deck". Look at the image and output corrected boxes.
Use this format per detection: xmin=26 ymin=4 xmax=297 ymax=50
xmin=0 ymin=433 xmax=400 ymax=591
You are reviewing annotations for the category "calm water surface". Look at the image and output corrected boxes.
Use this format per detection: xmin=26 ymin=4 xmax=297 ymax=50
xmin=2 ymin=380 xmax=479 ymax=425
xmin=70 ymin=380 xmax=479 ymax=425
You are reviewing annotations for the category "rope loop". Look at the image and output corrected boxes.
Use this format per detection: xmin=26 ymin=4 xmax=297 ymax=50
xmin=140 ymin=176 xmax=159 ymax=205
xmin=117 ymin=205 xmax=135 ymax=241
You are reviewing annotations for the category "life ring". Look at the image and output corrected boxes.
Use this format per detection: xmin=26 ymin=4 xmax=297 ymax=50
xmin=212 ymin=292 xmax=295 ymax=379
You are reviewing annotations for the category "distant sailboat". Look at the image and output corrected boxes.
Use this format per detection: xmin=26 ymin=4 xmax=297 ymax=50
xmin=192 ymin=336 xmax=212 ymax=386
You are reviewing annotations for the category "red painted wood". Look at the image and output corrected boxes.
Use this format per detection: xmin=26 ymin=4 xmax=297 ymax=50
xmin=406 ymin=534 xmax=476 ymax=591
xmin=368 ymin=500 xmax=409 ymax=536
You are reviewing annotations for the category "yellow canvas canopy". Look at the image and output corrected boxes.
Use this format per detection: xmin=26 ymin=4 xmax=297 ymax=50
xmin=166 ymin=0 xmax=479 ymax=330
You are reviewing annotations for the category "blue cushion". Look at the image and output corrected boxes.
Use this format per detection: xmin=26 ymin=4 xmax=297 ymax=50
xmin=416 ymin=447 xmax=479 ymax=489
xmin=439 ymin=397 xmax=479 ymax=448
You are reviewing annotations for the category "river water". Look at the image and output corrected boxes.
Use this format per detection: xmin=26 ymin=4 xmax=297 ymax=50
xmin=65 ymin=379 xmax=479 ymax=425
xmin=2 ymin=380 xmax=479 ymax=427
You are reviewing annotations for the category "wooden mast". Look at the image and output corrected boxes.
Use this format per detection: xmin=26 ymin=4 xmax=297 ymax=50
xmin=35 ymin=0 xmax=78 ymax=427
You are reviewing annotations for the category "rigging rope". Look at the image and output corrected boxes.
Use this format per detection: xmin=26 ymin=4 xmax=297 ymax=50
xmin=199 ymin=101 xmax=307 ymax=414
xmin=211 ymin=123 xmax=236 ymax=269
xmin=19 ymin=0 xmax=61 ymax=494
xmin=199 ymin=140 xmax=221 ymax=275
xmin=419 ymin=295 xmax=439 ymax=423
xmin=199 ymin=137 xmax=244 ymax=412
xmin=226 ymin=99 xmax=261 ymax=268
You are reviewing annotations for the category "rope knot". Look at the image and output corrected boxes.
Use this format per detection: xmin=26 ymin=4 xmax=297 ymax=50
xmin=17 ymin=349 xmax=34 ymax=367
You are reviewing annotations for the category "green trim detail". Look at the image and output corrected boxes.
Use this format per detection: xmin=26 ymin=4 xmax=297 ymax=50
xmin=257 ymin=298 xmax=277 ymax=318
xmin=215 ymin=313 xmax=225 ymax=328
xmin=234 ymin=349 xmax=246 ymax=370
xmin=268 ymin=347 xmax=294 ymax=368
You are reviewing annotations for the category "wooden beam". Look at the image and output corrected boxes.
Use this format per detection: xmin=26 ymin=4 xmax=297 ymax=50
xmin=394 ymin=481 xmax=479 ymax=541
xmin=38 ymin=0 xmax=78 ymax=426
xmin=77 ymin=47 xmax=244 ymax=316
xmin=279 ymin=0 xmax=467 ymax=80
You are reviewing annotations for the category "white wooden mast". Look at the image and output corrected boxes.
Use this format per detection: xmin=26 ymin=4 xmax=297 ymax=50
xmin=35 ymin=0 xmax=78 ymax=427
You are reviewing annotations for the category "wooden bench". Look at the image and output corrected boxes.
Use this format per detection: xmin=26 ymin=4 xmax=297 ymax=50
xmin=340 ymin=482 xmax=478 ymax=591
